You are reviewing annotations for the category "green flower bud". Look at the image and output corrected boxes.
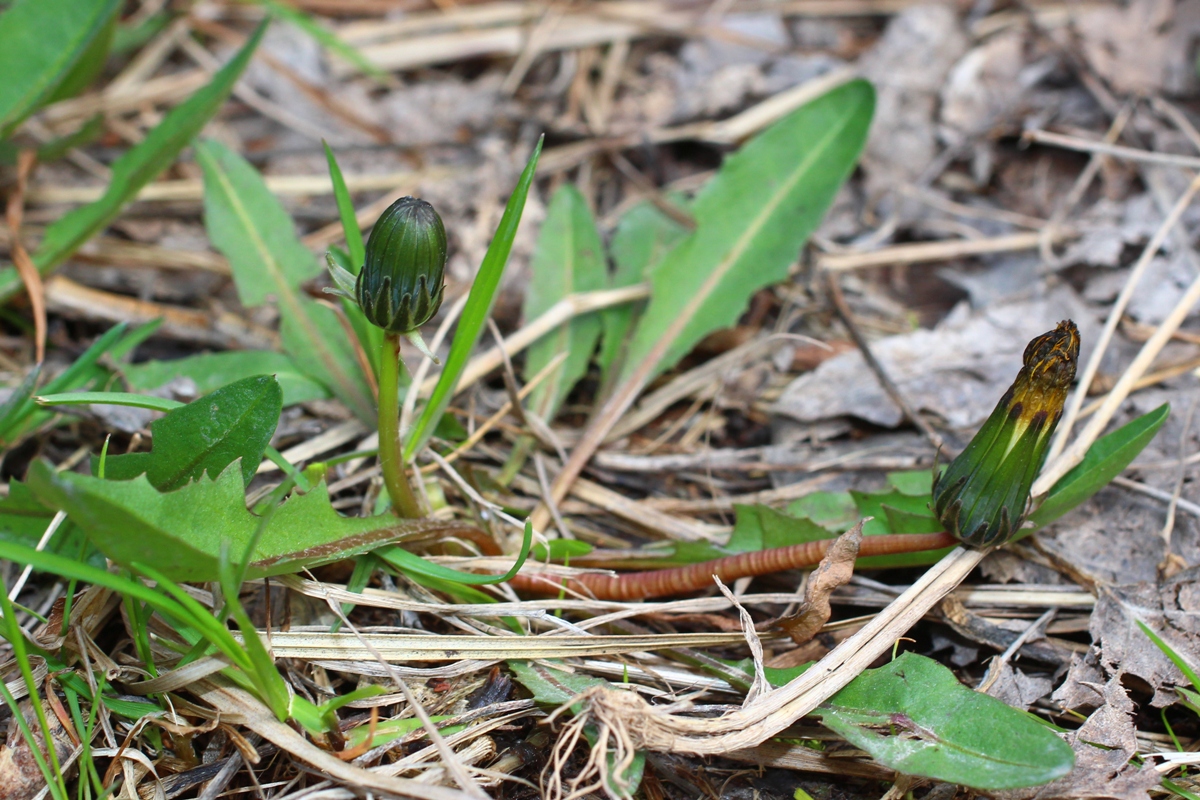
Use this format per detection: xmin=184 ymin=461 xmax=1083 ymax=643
xmin=356 ymin=196 xmax=447 ymax=333
xmin=933 ymin=320 xmax=1080 ymax=547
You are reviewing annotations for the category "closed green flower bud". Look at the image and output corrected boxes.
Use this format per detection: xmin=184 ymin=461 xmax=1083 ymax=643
xmin=933 ymin=320 xmax=1080 ymax=547
xmin=356 ymin=196 xmax=447 ymax=333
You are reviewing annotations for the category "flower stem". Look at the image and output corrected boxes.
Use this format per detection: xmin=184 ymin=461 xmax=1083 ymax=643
xmin=379 ymin=333 xmax=421 ymax=518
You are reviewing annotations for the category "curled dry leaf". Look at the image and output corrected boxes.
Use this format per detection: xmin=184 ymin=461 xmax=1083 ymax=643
xmin=0 ymin=698 xmax=75 ymax=800
xmin=773 ymin=520 xmax=864 ymax=645
xmin=993 ymin=675 xmax=1160 ymax=800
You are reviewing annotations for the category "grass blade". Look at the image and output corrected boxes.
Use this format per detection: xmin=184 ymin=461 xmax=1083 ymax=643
xmin=323 ymin=141 xmax=382 ymax=378
xmin=405 ymin=136 xmax=544 ymax=459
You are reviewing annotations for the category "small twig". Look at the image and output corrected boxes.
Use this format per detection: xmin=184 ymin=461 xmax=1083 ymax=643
xmin=1038 ymin=102 xmax=1133 ymax=268
xmin=1111 ymin=476 xmax=1200 ymax=520
xmin=304 ymin=572 xmax=489 ymax=799
xmin=1158 ymin=398 xmax=1198 ymax=552
xmin=816 ymin=231 xmax=1073 ymax=272
xmin=1023 ymin=128 xmax=1200 ymax=170
xmin=534 ymin=452 xmax=572 ymax=541
xmin=435 ymin=351 xmax=568 ymax=468
xmin=486 ymin=318 xmax=565 ymax=461
xmin=976 ymin=607 xmax=1057 ymax=693
xmin=825 ymin=271 xmax=944 ymax=452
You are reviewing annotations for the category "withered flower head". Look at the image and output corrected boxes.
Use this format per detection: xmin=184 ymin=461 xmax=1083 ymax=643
xmin=933 ymin=320 xmax=1080 ymax=547
xmin=356 ymin=196 xmax=447 ymax=333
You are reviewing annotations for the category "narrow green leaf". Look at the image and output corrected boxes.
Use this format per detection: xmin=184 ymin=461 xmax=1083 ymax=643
xmin=619 ymin=79 xmax=874 ymax=384
xmin=322 ymin=142 xmax=381 ymax=377
xmin=123 ymin=350 xmax=330 ymax=407
xmin=523 ymin=184 xmax=607 ymax=420
xmin=1137 ymin=620 xmax=1200 ymax=689
xmin=0 ymin=24 xmax=267 ymax=301
xmin=0 ymin=365 xmax=41 ymax=438
xmin=25 ymin=460 xmax=455 ymax=582
xmin=599 ymin=201 xmax=687 ymax=391
xmin=97 ymin=376 xmax=282 ymax=490
xmin=322 ymin=143 xmax=366 ymax=269
xmin=0 ymin=539 xmax=253 ymax=673
xmin=0 ymin=0 xmax=119 ymax=133
xmin=39 ymin=391 xmax=180 ymax=413
xmin=406 ymin=136 xmax=544 ymax=459
xmin=1030 ymin=404 xmax=1170 ymax=527
xmin=815 ymin=652 xmax=1074 ymax=789
xmin=196 ymin=138 xmax=374 ymax=421
xmin=218 ymin=549 xmax=290 ymax=720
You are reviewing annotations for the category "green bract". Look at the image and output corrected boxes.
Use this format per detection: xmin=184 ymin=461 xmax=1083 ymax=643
xmin=356 ymin=196 xmax=447 ymax=333
xmin=933 ymin=320 xmax=1079 ymax=547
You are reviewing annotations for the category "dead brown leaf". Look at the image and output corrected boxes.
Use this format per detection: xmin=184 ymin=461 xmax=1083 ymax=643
xmin=1092 ymin=578 xmax=1200 ymax=707
xmin=1073 ymin=0 xmax=1200 ymax=96
xmin=996 ymin=676 xmax=1160 ymax=800
xmin=773 ymin=521 xmax=863 ymax=645
xmin=0 ymin=699 xmax=75 ymax=800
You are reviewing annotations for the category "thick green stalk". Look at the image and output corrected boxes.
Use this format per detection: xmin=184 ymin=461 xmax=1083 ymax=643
xmin=379 ymin=334 xmax=421 ymax=518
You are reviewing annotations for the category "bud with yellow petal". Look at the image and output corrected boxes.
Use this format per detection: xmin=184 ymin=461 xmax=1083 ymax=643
xmin=933 ymin=320 xmax=1080 ymax=547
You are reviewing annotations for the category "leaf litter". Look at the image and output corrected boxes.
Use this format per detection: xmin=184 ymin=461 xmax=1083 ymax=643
xmin=0 ymin=1 xmax=1199 ymax=799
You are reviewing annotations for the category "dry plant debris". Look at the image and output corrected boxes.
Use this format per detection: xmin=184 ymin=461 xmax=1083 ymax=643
xmin=0 ymin=1 xmax=1199 ymax=799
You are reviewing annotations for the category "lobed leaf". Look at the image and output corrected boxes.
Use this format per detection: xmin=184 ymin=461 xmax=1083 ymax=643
xmin=25 ymin=461 xmax=453 ymax=582
xmin=98 ymin=375 xmax=282 ymax=490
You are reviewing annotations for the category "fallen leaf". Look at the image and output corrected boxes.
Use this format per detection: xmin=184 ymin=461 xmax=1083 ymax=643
xmin=996 ymin=676 xmax=1160 ymax=800
xmin=858 ymin=4 xmax=968 ymax=199
xmin=0 ymin=699 xmax=74 ymax=800
xmin=774 ymin=521 xmax=863 ymax=644
xmin=1092 ymin=579 xmax=1200 ymax=707
xmin=773 ymin=286 xmax=1099 ymax=430
xmin=1073 ymin=0 xmax=1200 ymax=96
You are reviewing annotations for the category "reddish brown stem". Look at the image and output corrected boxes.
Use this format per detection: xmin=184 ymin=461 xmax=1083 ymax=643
xmin=506 ymin=532 xmax=958 ymax=601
